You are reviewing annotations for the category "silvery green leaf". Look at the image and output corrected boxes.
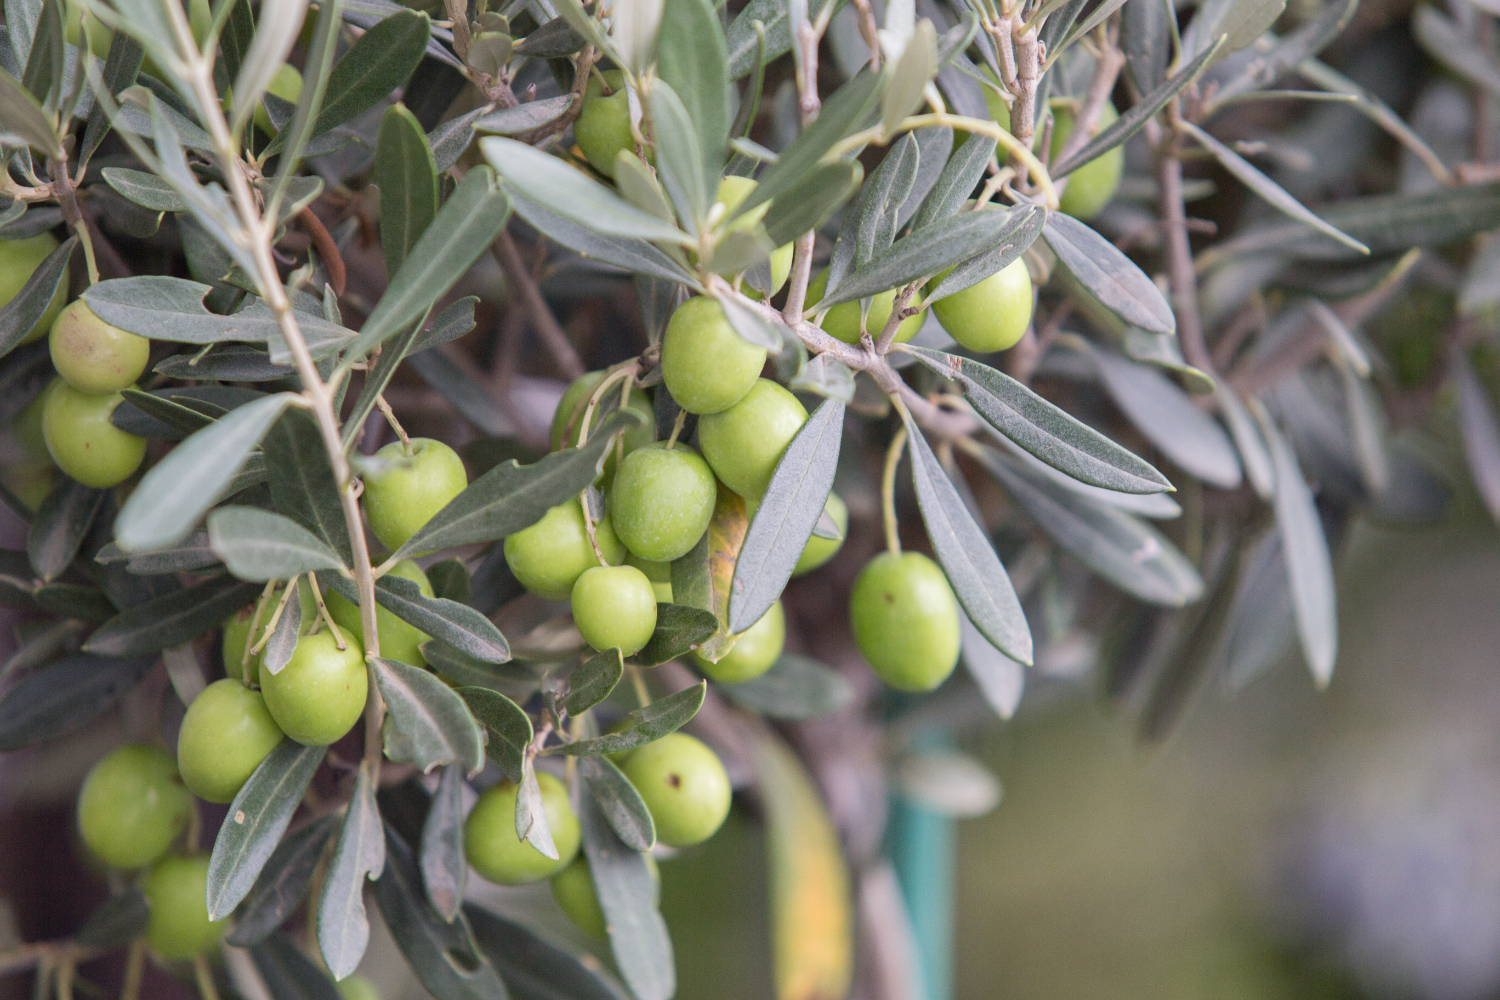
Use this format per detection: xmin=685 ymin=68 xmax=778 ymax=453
xmin=421 ymin=764 xmax=467 ymax=922
xmin=1414 ymin=4 xmax=1500 ymax=101
xmin=715 ymin=289 xmax=783 ymax=353
xmin=881 ymin=18 xmax=934 ymax=136
xmin=1042 ymin=213 xmax=1175 ymax=335
xmin=658 ymin=0 xmax=728 ymax=177
xmin=580 ymin=755 xmax=655 ymax=852
xmin=911 ymin=134 xmax=994 ymax=232
xmin=84 ymin=577 xmax=262 ymax=655
xmin=579 ymin=786 xmax=674 ymax=1000
xmin=715 ymin=653 xmax=855 ymax=719
xmin=318 ymin=761 xmax=385 ymax=981
xmin=226 ymin=816 xmax=338 ymax=947
xmin=0 ymin=235 xmax=74 ymax=357
xmin=924 ymin=204 xmax=1045 ymax=304
xmin=27 ymin=478 xmax=105 ymax=582
xmin=959 ymin=610 xmax=1023 ymax=719
xmin=1180 ymin=120 xmax=1368 ymax=255
xmin=261 ymin=585 xmax=302 ymax=677
xmin=725 ymin=0 xmax=841 ymax=78
xmin=1182 ymin=0 xmax=1285 ymax=60
xmin=648 ymin=80 xmax=710 ymax=233
xmin=459 ymin=686 xmax=532 ymax=783
xmin=550 ymin=683 xmax=706 ymax=756
xmin=1209 ymin=0 xmax=1356 ymax=104
xmin=790 ymin=354 xmax=856 ymax=402
xmin=0 ymin=65 xmax=60 ymax=155
xmin=374 ymin=657 xmax=485 ymax=776
xmin=509 ymin=192 xmax=700 ymax=287
xmin=472 ymin=94 xmax=574 ymax=135
xmin=1215 ymin=383 xmax=1275 ymax=500
xmin=231 ymin=0 xmax=312 ymax=136
xmin=208 ymin=506 xmax=347 ymax=580
xmin=564 ymin=648 xmax=624 ymax=716
xmin=516 ymin=758 xmax=558 ymax=859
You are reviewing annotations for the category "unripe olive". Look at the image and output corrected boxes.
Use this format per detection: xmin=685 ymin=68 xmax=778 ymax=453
xmin=259 ymin=629 xmax=368 ymax=746
xmin=223 ymin=581 xmax=318 ymax=678
xmin=65 ymin=1 xmax=113 ymax=57
xmin=660 ymin=297 xmax=767 ymax=415
xmin=549 ymin=371 xmax=656 ymax=457
xmin=254 ymin=63 xmax=304 ymax=135
xmin=551 ymin=857 xmax=608 ymax=938
xmin=0 ymin=233 xmax=67 ymax=345
xmin=621 ymin=732 xmax=730 ymax=847
xmin=792 ymin=493 xmax=847 ymax=577
xmin=504 ymin=498 xmax=627 ymax=600
xmin=141 ymin=854 xmax=226 ymax=959
xmin=49 ymin=300 xmax=151 ymax=396
xmin=716 ymin=176 xmax=794 ymax=295
xmin=327 ymin=558 xmax=432 ymax=667
xmin=694 ymin=599 xmax=783 ymax=683
xmin=929 ymin=257 xmax=1034 ymax=353
xmin=609 ymin=442 xmax=716 ymax=563
xmin=362 ymin=437 xmax=468 ymax=553
xmin=575 ymin=71 xmax=632 ymax=179
xmin=77 ymin=744 xmax=192 ymax=870
xmin=464 ymin=773 xmax=580 ymax=885
xmin=41 ymin=379 xmax=146 ymax=488
xmin=697 ymin=379 xmax=808 ymax=501
xmin=177 ymin=679 xmax=286 ymax=803
xmin=627 ymin=554 xmax=673 ymax=602
xmin=806 ymin=270 xmax=925 ymax=345
xmin=1052 ymin=102 xmax=1124 ymax=220
xmin=570 ymin=565 xmax=657 ymax=656
xmin=849 ymin=551 xmax=961 ymax=692
xmin=3 ymin=459 xmax=53 ymax=511
xmin=336 ymin=974 xmax=382 ymax=1000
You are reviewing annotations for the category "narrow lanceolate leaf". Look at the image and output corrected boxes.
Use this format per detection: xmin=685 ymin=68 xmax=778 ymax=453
xmin=1183 ymin=0 xmax=1284 ymax=58
xmin=565 ymin=648 xmax=624 ymax=716
xmin=102 ymin=167 xmax=189 ymax=211
xmin=725 ymin=0 xmax=840 ymax=78
xmin=1221 ymin=531 xmax=1296 ymax=690
xmin=374 ymin=827 xmax=511 ymax=1000
xmin=959 ymin=612 xmax=1024 ymax=719
xmin=509 ymin=193 xmax=699 ymax=287
xmin=229 ymin=0 xmax=311 ymax=137
xmin=373 ymin=657 xmax=485 ymax=775
xmin=1414 ymin=5 xmax=1500 ymax=102
xmin=0 ymin=236 xmax=74 ymax=357
xmin=85 ymin=577 xmax=261 ymax=656
xmin=265 ymin=409 xmax=353 ymax=564
xmin=0 ymin=66 xmax=61 ymax=156
xmin=393 ymin=410 xmax=646 ymax=558
xmin=1052 ymin=40 xmax=1222 ymax=178
xmin=580 ymin=787 xmax=675 ymax=1000
xmin=824 ymin=206 xmax=1039 ymax=308
xmin=1043 ymin=214 xmax=1175 ymax=335
xmin=730 ymin=400 xmax=845 ymax=633
xmin=835 ymin=133 xmax=920 ymax=292
xmin=27 ymin=479 xmax=105 ymax=581
xmin=883 ymin=19 xmax=936 ymax=136
xmin=715 ymin=654 xmax=855 ymax=720
xmin=467 ymin=904 xmax=631 ymax=1000
xmin=1254 ymin=404 xmax=1337 ymax=687
xmin=324 ymin=575 xmax=510 ymax=664
xmin=207 ymin=742 xmax=325 ymax=921
xmin=421 ymin=765 xmax=468 ymax=922
xmin=913 ymin=136 xmax=996 ymax=233
xmin=376 ymin=103 xmax=439 ymax=278
xmin=0 ymin=653 xmax=154 ymax=751
xmin=741 ymin=722 xmax=852 ymax=1000
xmin=114 ymin=393 xmax=298 ymax=552
xmin=1090 ymin=349 xmax=1243 ymax=489
xmin=1210 ymin=0 xmax=1355 ymax=104
xmin=901 ymin=346 xmax=1173 ymax=494
xmin=459 ymin=686 xmax=533 ymax=783
xmin=924 ymin=204 xmax=1047 ymax=304
xmin=227 ymin=815 xmax=339 ymax=946
xmin=659 ymin=0 xmax=729 ymax=180
xmin=975 ymin=449 xmax=1204 ymax=606
xmin=83 ymin=278 xmax=349 ymax=347
xmin=262 ymin=591 xmax=302 ymax=677
xmin=425 ymin=641 xmax=536 ymax=694
xmin=551 ymin=683 xmax=706 ymax=756
xmin=208 ymin=507 xmax=347 ymax=581
xmin=482 ymin=137 xmax=691 ymax=245
xmin=580 ymin=755 xmax=656 ymax=852
xmin=319 ymin=761 xmax=385 ymax=981
xmin=472 ymin=94 xmax=575 ymax=134
xmin=1455 ymin=351 xmax=1500 ymax=525
xmin=74 ymin=890 xmax=150 ymax=950
xmin=1217 ymin=383 xmax=1275 ymax=499
xmin=343 ymin=167 xmax=510 ymax=366
xmin=632 ymin=604 xmax=721 ymax=667
xmin=516 ymin=758 xmax=558 ymax=859
xmin=650 ymin=82 xmax=710 ymax=235
xmin=1180 ymin=120 xmax=1367 ymax=256
xmin=762 ymin=160 xmax=863 ymax=249
xmin=901 ymin=414 xmax=1032 ymax=665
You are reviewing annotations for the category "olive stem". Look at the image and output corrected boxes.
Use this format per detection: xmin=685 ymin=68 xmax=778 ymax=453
xmin=308 ymin=573 xmax=348 ymax=651
xmin=575 ymin=364 xmax=639 ymax=448
xmin=873 ymin=282 xmax=922 ymax=354
xmin=881 ymin=425 xmax=908 ymax=556
xmin=665 ymin=409 xmax=687 ymax=449
xmin=186 ymin=801 xmax=202 ymax=853
xmin=375 ymin=395 xmax=413 ymax=454
xmin=248 ymin=577 xmax=298 ymax=657
xmin=627 ymin=664 xmax=651 ymax=708
xmin=121 ymin=940 xmax=145 ymax=1000
xmin=57 ymin=959 xmax=74 ymax=1000
xmin=492 ymin=232 xmax=586 ymax=380
xmin=193 ymin=955 xmax=222 ymax=1000
xmin=242 ymin=580 xmax=279 ymax=685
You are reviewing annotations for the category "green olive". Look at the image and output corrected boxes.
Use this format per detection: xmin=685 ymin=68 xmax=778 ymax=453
xmin=849 ymin=551 xmax=960 ymax=692
xmin=65 ymin=1 xmax=113 ymax=57
xmin=792 ymin=493 xmax=847 ymax=577
xmin=716 ymin=175 xmax=794 ymax=295
xmin=327 ymin=559 xmax=432 ymax=667
xmin=76 ymin=744 xmax=192 ymax=870
xmin=806 ymin=269 xmax=926 ymax=345
xmin=49 ymin=300 xmax=151 ymax=396
xmin=254 ymin=63 xmax=304 ymax=135
xmin=697 ymin=379 xmax=807 ymax=501
xmin=570 ymin=565 xmax=657 ymax=656
xmin=362 ymin=437 xmax=468 ymax=553
xmin=177 ymin=679 xmax=286 ymax=803
xmin=41 ymin=379 xmax=146 ymax=489
xmin=660 ymin=297 xmax=767 ymax=415
xmin=694 ymin=599 xmax=783 ymax=683
xmin=621 ymin=732 xmax=731 ymax=847
xmin=609 ymin=442 xmax=716 ymax=563
xmin=259 ymin=629 xmax=368 ymax=746
xmin=575 ymin=71 xmax=633 ymax=178
xmin=627 ymin=553 xmax=673 ymax=602
xmin=464 ymin=772 xmax=581 ymax=885
xmin=551 ymin=858 xmax=607 ymax=938
xmin=504 ymin=498 xmax=627 ymax=600
xmin=141 ymin=854 xmax=226 ymax=959
xmin=1051 ymin=102 xmax=1123 ymax=220
xmin=0 ymin=233 xmax=67 ymax=345
xmin=335 ymin=974 xmax=382 ymax=1000
xmin=549 ymin=371 xmax=656 ymax=458
xmin=222 ymin=581 xmax=317 ymax=678
xmin=928 ymin=257 xmax=1034 ymax=353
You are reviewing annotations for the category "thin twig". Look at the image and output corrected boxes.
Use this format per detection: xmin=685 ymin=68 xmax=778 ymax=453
xmin=881 ymin=425 xmax=908 ymax=555
xmin=375 ymin=395 xmax=412 ymax=452
xmin=297 ymin=206 xmax=346 ymax=296
xmin=1155 ymin=115 xmax=1214 ymax=375
xmin=493 ymin=232 xmax=586 ymax=380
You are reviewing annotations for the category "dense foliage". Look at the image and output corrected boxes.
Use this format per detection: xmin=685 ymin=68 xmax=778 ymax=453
xmin=0 ymin=0 xmax=1497 ymax=995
